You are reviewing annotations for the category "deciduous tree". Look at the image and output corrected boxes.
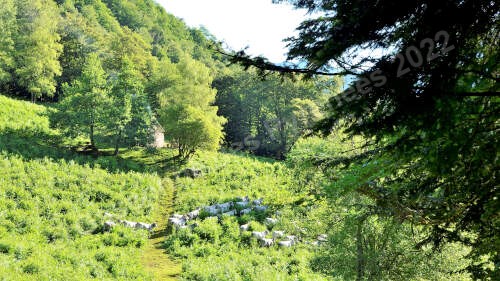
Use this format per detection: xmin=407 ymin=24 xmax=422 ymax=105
xmin=157 ymin=55 xmax=225 ymax=158
xmin=0 ymin=0 xmax=16 ymax=87
xmin=52 ymin=53 xmax=111 ymax=152
xmin=159 ymin=104 xmax=225 ymax=159
xmin=14 ymin=0 xmax=63 ymax=101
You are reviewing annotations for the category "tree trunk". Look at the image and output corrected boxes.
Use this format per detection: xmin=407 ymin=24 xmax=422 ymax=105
xmin=113 ymin=129 xmax=122 ymax=156
xmin=356 ymin=218 xmax=365 ymax=281
xmin=90 ymin=125 xmax=96 ymax=149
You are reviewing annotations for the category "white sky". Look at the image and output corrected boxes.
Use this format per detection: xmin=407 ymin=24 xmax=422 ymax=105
xmin=155 ymin=0 xmax=309 ymax=63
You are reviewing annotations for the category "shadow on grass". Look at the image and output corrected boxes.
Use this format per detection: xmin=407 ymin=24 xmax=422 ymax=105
xmin=0 ymin=127 xmax=180 ymax=174
xmin=149 ymin=227 xmax=169 ymax=240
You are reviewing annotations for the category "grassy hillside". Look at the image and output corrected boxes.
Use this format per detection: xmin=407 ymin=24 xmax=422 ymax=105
xmin=0 ymin=95 xmax=50 ymax=133
xmin=0 ymin=95 xmax=153 ymax=173
xmin=0 ymin=95 xmax=168 ymax=280
xmin=165 ymin=151 xmax=334 ymax=281
xmin=0 ymin=155 xmax=162 ymax=280
xmin=0 ymin=94 xmax=329 ymax=281
xmin=0 ymin=95 xmax=473 ymax=280
xmin=164 ymin=142 xmax=472 ymax=281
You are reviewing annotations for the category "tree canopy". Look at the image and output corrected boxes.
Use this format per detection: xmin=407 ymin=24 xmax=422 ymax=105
xmin=14 ymin=0 xmax=63 ymax=101
xmin=52 ymin=53 xmax=111 ymax=151
xmin=157 ymin=55 xmax=226 ymax=159
xmin=214 ymin=70 xmax=340 ymax=158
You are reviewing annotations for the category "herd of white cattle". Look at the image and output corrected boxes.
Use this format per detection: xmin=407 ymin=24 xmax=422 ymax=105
xmin=167 ymin=196 xmax=329 ymax=248
xmin=101 ymin=196 xmax=329 ymax=248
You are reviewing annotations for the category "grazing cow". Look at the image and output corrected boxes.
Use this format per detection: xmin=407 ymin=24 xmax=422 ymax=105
xmin=253 ymin=198 xmax=264 ymax=205
xmin=135 ymin=222 xmax=157 ymax=231
xmin=240 ymin=223 xmax=250 ymax=231
xmin=118 ymin=219 xmax=137 ymax=228
xmin=239 ymin=208 xmax=252 ymax=215
xmin=204 ymin=205 xmax=219 ymax=215
xmin=253 ymin=205 xmax=268 ymax=212
xmin=286 ymin=235 xmax=298 ymax=242
xmin=272 ymin=230 xmax=285 ymax=239
xmin=168 ymin=217 xmax=186 ymax=228
xmin=186 ymin=209 xmax=201 ymax=220
xmin=171 ymin=214 xmax=185 ymax=219
xmin=317 ymin=234 xmax=328 ymax=242
xmin=259 ymin=238 xmax=274 ymax=247
xmin=103 ymin=221 xmax=116 ymax=231
xmin=235 ymin=201 xmax=250 ymax=208
xmin=252 ymin=230 xmax=268 ymax=240
xmin=278 ymin=240 xmax=294 ymax=247
xmin=217 ymin=202 xmax=233 ymax=213
xmin=265 ymin=217 xmax=278 ymax=225
xmin=221 ymin=210 xmax=237 ymax=216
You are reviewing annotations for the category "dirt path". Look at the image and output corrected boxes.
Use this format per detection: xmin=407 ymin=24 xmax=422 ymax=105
xmin=142 ymin=178 xmax=181 ymax=280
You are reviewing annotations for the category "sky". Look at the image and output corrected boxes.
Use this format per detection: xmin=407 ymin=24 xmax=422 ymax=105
xmin=156 ymin=0 xmax=309 ymax=63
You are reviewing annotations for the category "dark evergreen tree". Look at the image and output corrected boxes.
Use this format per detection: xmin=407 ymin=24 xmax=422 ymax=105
xmin=232 ymin=0 xmax=499 ymax=277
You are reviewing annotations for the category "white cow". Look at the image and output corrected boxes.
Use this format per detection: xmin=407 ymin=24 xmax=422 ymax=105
xmin=168 ymin=217 xmax=186 ymax=228
xmin=272 ymin=230 xmax=285 ymax=239
xmin=317 ymin=234 xmax=328 ymax=242
xmin=217 ymin=202 xmax=233 ymax=212
xmin=265 ymin=217 xmax=278 ymax=225
xmin=252 ymin=230 xmax=268 ymax=240
xmin=135 ymin=222 xmax=157 ymax=231
xmin=260 ymin=238 xmax=274 ymax=247
xmin=253 ymin=198 xmax=264 ymax=205
xmin=103 ymin=220 xmax=116 ymax=231
xmin=222 ymin=210 xmax=237 ymax=216
xmin=239 ymin=208 xmax=252 ymax=215
xmin=278 ymin=240 xmax=294 ymax=247
xmin=186 ymin=209 xmax=201 ymax=220
xmin=235 ymin=201 xmax=250 ymax=208
xmin=240 ymin=223 xmax=250 ymax=231
xmin=118 ymin=219 xmax=137 ymax=228
xmin=204 ymin=205 xmax=219 ymax=215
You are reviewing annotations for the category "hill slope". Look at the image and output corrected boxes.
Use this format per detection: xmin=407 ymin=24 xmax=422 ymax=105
xmin=0 ymin=94 xmax=474 ymax=280
xmin=0 ymin=95 xmax=167 ymax=280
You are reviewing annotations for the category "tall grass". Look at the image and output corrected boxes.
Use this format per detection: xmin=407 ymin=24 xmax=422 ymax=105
xmin=0 ymin=95 xmax=164 ymax=280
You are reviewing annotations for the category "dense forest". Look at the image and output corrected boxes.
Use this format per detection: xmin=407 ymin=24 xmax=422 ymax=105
xmin=0 ymin=0 xmax=497 ymax=280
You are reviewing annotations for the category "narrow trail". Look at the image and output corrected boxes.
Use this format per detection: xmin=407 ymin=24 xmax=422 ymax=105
xmin=142 ymin=178 xmax=181 ymax=280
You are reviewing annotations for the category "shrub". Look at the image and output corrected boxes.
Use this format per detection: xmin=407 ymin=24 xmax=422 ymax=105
xmin=194 ymin=217 xmax=222 ymax=243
